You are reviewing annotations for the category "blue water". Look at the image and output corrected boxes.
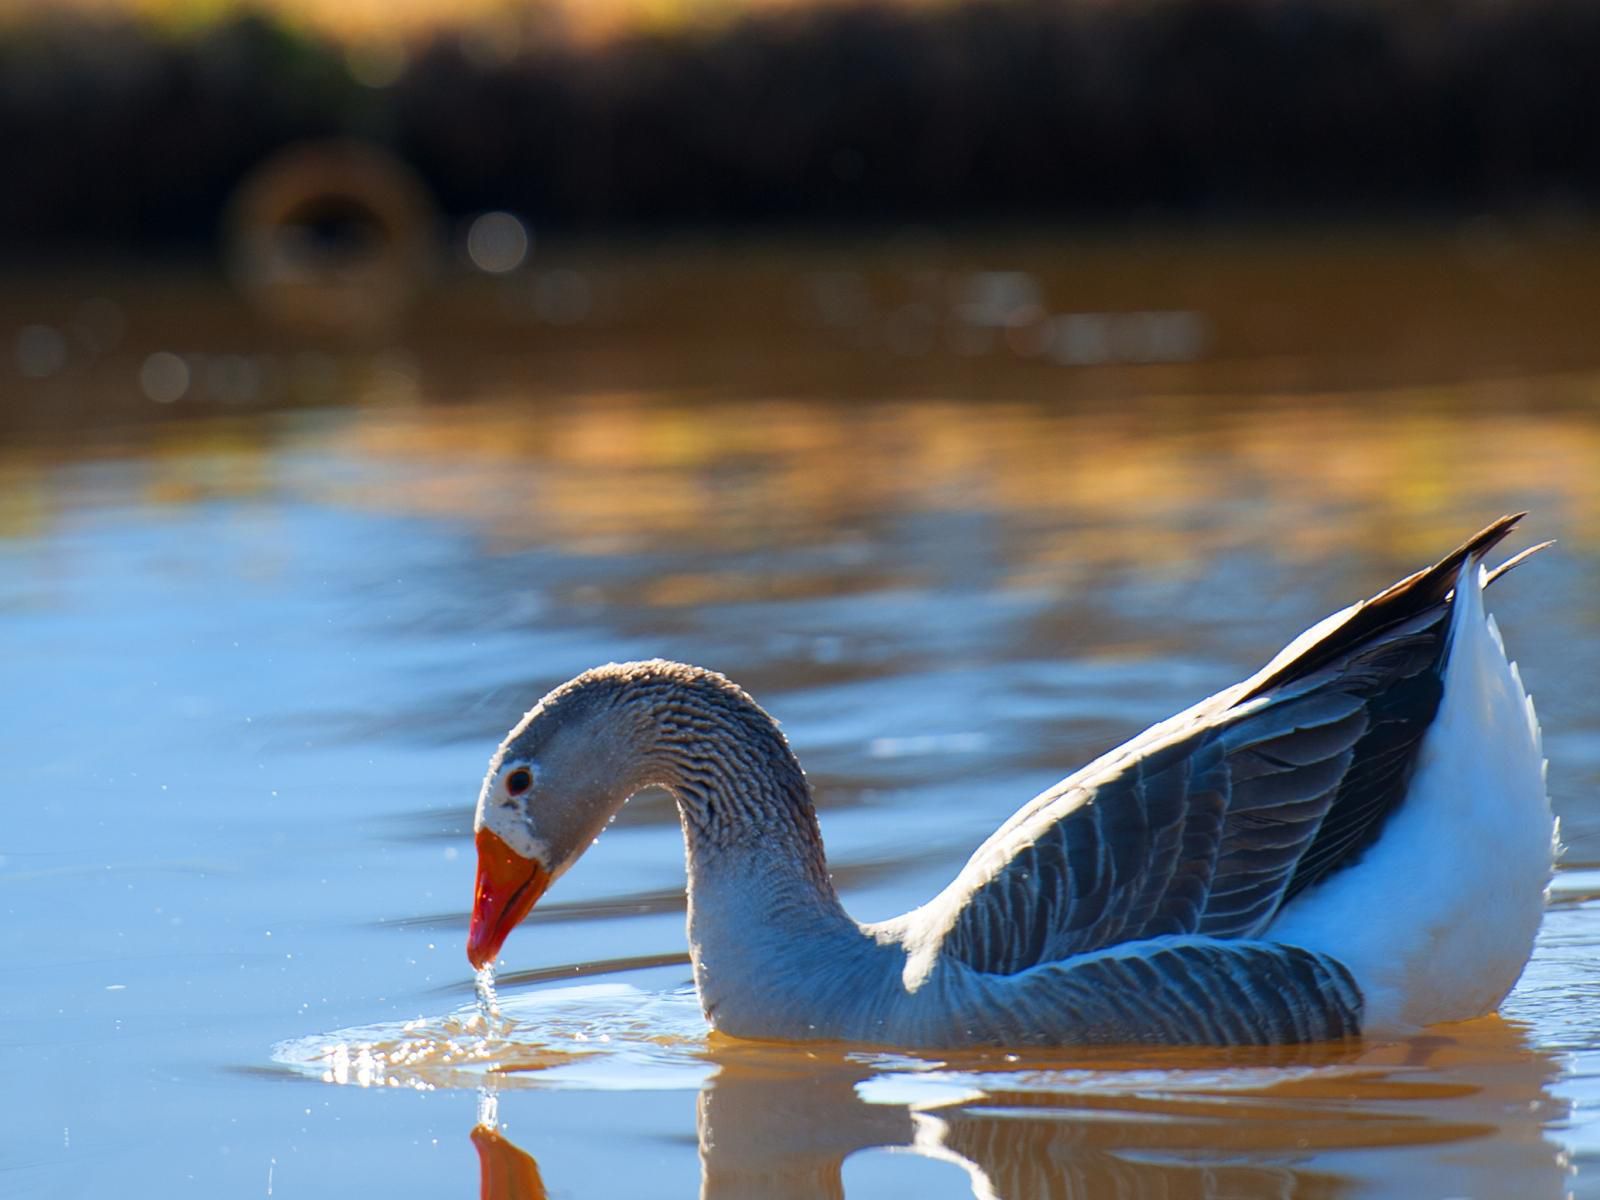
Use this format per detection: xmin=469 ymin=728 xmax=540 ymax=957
xmin=4 ymin=371 xmax=1600 ymax=1197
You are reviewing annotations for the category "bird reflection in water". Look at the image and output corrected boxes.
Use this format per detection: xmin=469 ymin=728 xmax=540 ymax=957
xmin=472 ymin=1122 xmax=548 ymax=1200
xmin=466 ymin=1016 xmax=1569 ymax=1200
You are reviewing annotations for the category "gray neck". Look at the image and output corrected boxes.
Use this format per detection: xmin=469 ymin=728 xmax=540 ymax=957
xmin=640 ymin=670 xmax=829 ymax=879
xmin=592 ymin=663 xmax=883 ymax=1034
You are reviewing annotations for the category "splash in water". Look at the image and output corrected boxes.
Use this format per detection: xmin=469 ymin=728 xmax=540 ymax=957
xmin=272 ymin=981 xmax=710 ymax=1092
xmin=476 ymin=1084 xmax=500 ymax=1130
xmin=474 ymin=965 xmax=502 ymax=1030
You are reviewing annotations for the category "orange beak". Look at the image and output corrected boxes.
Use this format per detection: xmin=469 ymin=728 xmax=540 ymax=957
xmin=467 ymin=828 xmax=551 ymax=969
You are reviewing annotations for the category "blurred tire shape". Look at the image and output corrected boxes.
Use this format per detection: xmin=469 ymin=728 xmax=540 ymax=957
xmin=225 ymin=141 xmax=437 ymax=335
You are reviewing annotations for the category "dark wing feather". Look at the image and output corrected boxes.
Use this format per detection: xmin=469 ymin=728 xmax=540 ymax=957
xmin=933 ymin=515 xmax=1532 ymax=977
xmin=1276 ymin=629 xmax=1444 ymax=902
xmin=939 ymin=685 xmax=1375 ymax=973
xmin=967 ymin=938 xmax=1363 ymax=1046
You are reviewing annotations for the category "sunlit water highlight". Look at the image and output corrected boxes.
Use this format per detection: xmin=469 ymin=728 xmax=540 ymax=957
xmin=274 ymin=982 xmax=712 ymax=1091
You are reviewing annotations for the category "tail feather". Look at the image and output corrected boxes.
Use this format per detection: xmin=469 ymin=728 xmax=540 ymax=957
xmin=1243 ymin=514 xmax=1531 ymax=702
xmin=1487 ymin=539 xmax=1555 ymax=586
xmin=1373 ymin=511 xmax=1526 ymax=605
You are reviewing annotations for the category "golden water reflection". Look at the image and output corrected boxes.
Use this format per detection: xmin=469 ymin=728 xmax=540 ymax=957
xmin=463 ymin=1018 xmax=1567 ymax=1200
xmin=324 ymin=390 xmax=1600 ymax=565
xmin=9 ymin=383 xmax=1600 ymax=577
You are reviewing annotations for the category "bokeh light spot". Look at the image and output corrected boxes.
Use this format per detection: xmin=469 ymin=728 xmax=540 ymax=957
xmin=467 ymin=212 xmax=531 ymax=274
xmin=346 ymin=40 xmax=408 ymax=89
xmin=140 ymin=351 xmax=190 ymax=404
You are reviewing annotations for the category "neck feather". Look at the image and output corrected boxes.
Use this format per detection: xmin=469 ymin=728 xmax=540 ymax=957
xmin=579 ymin=661 xmax=834 ymax=891
xmin=561 ymin=662 xmax=891 ymax=1039
xmin=663 ymin=691 xmax=820 ymax=866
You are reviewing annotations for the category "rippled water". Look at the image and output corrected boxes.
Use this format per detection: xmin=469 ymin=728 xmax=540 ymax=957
xmin=5 ymin=239 xmax=1600 ymax=1197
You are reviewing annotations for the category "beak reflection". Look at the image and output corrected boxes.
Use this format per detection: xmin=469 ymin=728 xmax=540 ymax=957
xmin=472 ymin=1122 xmax=548 ymax=1200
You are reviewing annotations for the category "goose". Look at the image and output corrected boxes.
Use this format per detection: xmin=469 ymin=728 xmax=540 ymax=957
xmin=466 ymin=515 xmax=1556 ymax=1046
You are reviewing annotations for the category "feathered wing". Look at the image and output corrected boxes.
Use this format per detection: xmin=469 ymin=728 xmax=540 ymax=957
xmin=978 ymin=938 xmax=1364 ymax=1046
xmin=928 ymin=515 xmax=1531 ymax=980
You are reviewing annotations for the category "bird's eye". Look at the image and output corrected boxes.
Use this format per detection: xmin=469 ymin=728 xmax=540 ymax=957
xmin=506 ymin=767 xmax=533 ymax=796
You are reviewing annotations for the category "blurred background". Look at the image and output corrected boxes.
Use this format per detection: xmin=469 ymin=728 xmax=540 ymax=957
xmin=7 ymin=0 xmax=1600 ymax=437
xmin=7 ymin=3 xmax=1600 ymax=1198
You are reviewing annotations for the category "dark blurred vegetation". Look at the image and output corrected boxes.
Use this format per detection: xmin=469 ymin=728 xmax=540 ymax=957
xmin=4 ymin=0 xmax=1600 ymax=257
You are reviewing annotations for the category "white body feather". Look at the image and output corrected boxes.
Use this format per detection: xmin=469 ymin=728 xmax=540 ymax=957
xmin=1267 ymin=563 xmax=1555 ymax=1033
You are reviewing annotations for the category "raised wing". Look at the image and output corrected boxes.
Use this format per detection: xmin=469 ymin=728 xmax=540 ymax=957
xmin=927 ymin=515 xmax=1532 ymax=978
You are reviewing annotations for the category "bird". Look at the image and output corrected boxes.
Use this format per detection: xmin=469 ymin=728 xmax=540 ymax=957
xmin=466 ymin=515 xmax=1556 ymax=1047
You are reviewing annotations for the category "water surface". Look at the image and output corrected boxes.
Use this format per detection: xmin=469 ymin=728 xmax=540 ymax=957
xmin=4 ymin=236 xmax=1600 ymax=1197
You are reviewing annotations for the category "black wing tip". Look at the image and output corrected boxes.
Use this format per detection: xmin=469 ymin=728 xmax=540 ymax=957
xmin=1453 ymin=511 xmax=1527 ymax=566
xmin=1239 ymin=513 xmax=1539 ymax=703
xmin=1366 ymin=512 xmax=1532 ymax=607
xmin=1420 ymin=511 xmax=1523 ymax=572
